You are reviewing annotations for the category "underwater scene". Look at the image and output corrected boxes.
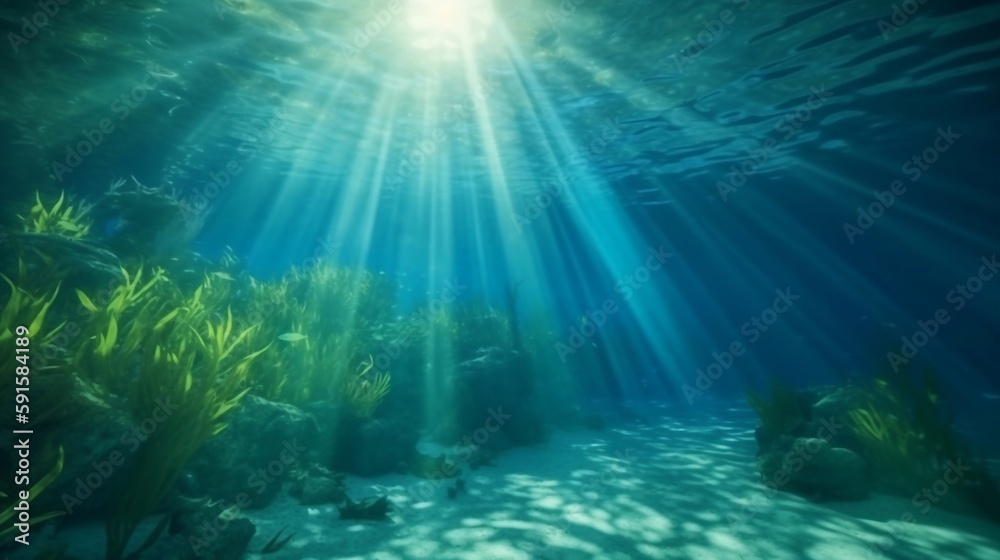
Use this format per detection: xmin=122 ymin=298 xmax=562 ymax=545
xmin=1 ymin=0 xmax=999 ymax=559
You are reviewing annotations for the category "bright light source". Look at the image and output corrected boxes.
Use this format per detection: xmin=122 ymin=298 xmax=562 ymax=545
xmin=407 ymin=0 xmax=494 ymax=50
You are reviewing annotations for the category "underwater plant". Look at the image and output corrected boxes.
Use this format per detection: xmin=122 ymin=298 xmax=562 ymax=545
xmin=74 ymin=266 xmax=169 ymax=394
xmin=450 ymin=300 xmax=516 ymax=360
xmin=847 ymin=403 xmax=925 ymax=480
xmin=1 ymin=272 xmax=64 ymax=383
xmin=745 ymin=378 xmax=806 ymax=440
xmin=53 ymin=264 xmax=268 ymax=559
xmin=342 ymin=355 xmax=391 ymax=418
xmin=844 ymin=368 xmax=963 ymax=492
xmin=235 ymin=263 xmax=396 ymax=405
xmin=104 ymin=305 xmax=269 ymax=560
xmin=18 ymin=191 xmax=93 ymax=239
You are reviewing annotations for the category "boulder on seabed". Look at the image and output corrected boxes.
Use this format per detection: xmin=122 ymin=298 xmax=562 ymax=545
xmin=186 ymin=396 xmax=319 ymax=509
xmin=775 ymin=437 xmax=870 ymax=501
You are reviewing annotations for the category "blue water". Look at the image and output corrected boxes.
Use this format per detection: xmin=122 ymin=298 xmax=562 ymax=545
xmin=2 ymin=0 xmax=999 ymax=558
xmin=14 ymin=1 xmax=996 ymax=393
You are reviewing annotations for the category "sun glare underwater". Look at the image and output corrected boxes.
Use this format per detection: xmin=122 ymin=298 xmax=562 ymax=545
xmin=1 ymin=0 xmax=999 ymax=559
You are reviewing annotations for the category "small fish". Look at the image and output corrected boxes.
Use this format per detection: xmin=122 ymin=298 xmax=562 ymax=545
xmin=212 ymin=272 xmax=235 ymax=281
xmin=278 ymin=333 xmax=307 ymax=342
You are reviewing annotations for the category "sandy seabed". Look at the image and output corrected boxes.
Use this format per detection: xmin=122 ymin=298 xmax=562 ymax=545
xmin=23 ymin=399 xmax=1000 ymax=560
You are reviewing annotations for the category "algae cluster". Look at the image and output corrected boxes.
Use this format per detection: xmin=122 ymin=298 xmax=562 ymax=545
xmin=0 ymin=187 xmax=569 ymax=559
xmin=747 ymin=368 xmax=1000 ymax=522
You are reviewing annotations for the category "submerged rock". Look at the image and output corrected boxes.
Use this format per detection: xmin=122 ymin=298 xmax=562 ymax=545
xmin=144 ymin=499 xmax=256 ymax=560
xmin=36 ymin=374 xmax=133 ymax=517
xmin=326 ymin=410 xmax=419 ymax=477
xmin=778 ymin=438 xmax=870 ymax=501
xmin=186 ymin=396 xmax=319 ymax=509
xmin=337 ymin=495 xmax=391 ymax=521
xmin=298 ymin=474 xmax=347 ymax=505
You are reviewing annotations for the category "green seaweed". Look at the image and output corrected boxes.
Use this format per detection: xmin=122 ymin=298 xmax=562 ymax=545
xmin=18 ymin=191 xmax=93 ymax=239
xmin=845 ymin=367 xmax=970 ymax=495
xmin=847 ymin=403 xmax=924 ymax=480
xmin=745 ymin=378 xmax=804 ymax=438
xmin=104 ymin=304 xmax=269 ymax=560
xmin=343 ymin=355 xmax=391 ymax=418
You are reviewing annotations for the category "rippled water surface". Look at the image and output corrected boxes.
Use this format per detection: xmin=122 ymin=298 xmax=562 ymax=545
xmin=1 ymin=0 xmax=998 ymax=376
